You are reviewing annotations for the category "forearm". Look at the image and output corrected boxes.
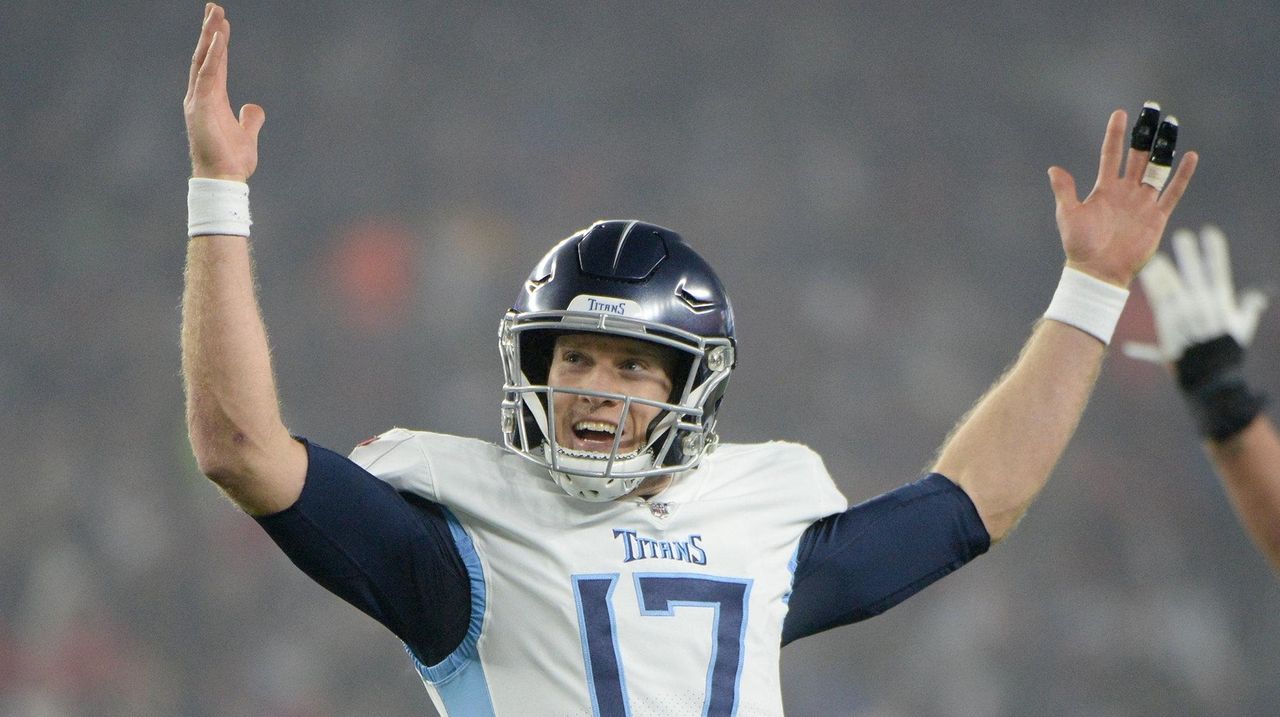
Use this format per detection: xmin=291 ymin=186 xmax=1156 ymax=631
xmin=1205 ymin=415 xmax=1280 ymax=571
xmin=933 ymin=320 xmax=1105 ymax=542
xmin=182 ymin=235 xmax=304 ymax=514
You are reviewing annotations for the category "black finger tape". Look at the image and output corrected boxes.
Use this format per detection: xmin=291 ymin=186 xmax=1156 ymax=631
xmin=1130 ymin=103 xmax=1161 ymax=151
xmin=1150 ymin=118 xmax=1178 ymax=166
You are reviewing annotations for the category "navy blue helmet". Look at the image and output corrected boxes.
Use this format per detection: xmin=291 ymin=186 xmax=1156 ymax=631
xmin=499 ymin=220 xmax=736 ymax=500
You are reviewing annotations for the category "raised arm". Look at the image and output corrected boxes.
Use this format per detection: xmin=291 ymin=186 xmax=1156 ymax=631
xmin=1125 ymin=226 xmax=1280 ymax=570
xmin=181 ymin=3 xmax=305 ymax=515
xmin=1208 ymin=416 xmax=1280 ymax=570
xmin=933 ymin=106 xmax=1198 ymax=542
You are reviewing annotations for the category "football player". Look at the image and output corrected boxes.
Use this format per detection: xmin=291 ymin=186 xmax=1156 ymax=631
xmin=182 ymin=5 xmax=1197 ymax=715
xmin=1125 ymin=226 xmax=1280 ymax=571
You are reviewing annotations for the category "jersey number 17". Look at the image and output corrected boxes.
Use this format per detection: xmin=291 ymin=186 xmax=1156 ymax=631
xmin=572 ymin=573 xmax=753 ymax=717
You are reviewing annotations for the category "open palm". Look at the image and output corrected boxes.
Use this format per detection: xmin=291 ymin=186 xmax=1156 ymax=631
xmin=1048 ymin=109 xmax=1197 ymax=287
xmin=183 ymin=4 xmax=264 ymax=181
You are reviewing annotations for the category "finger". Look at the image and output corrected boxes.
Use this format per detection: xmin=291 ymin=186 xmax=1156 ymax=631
xmin=1047 ymin=166 xmax=1079 ymax=209
xmin=194 ymin=29 xmax=227 ymax=99
xmin=1140 ymin=117 xmax=1178 ymax=191
xmin=1137 ymin=252 xmax=1184 ymax=307
xmin=1139 ymin=257 xmax=1195 ymax=354
xmin=1121 ymin=342 xmax=1166 ymax=363
xmin=1156 ymin=150 xmax=1197 ymax=212
xmin=1129 ymin=102 xmax=1160 ymax=151
xmin=1237 ymin=290 xmax=1269 ymax=345
xmin=1199 ymin=224 xmax=1236 ymax=307
xmin=1096 ymin=109 xmax=1128 ymax=184
xmin=1138 ymin=255 xmax=1190 ymax=355
xmin=1172 ymin=227 xmax=1209 ymax=295
xmin=239 ymin=103 xmax=266 ymax=137
xmin=187 ymin=4 xmax=220 ymax=97
xmin=1125 ymin=101 xmax=1160 ymax=181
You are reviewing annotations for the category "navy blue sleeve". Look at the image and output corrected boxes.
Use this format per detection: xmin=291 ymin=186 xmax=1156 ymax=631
xmin=254 ymin=439 xmax=471 ymax=666
xmin=782 ymin=472 xmax=990 ymax=645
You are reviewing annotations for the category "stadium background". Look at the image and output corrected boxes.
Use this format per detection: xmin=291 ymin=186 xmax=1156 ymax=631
xmin=3 ymin=1 xmax=1279 ymax=714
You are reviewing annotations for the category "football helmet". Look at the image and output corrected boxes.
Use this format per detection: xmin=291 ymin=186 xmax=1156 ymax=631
xmin=500 ymin=220 xmax=736 ymax=501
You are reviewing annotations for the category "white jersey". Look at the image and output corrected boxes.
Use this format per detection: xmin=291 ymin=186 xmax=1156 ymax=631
xmin=350 ymin=428 xmax=847 ymax=717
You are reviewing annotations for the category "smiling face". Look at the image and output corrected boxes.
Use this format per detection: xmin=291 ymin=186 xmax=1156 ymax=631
xmin=545 ymin=333 xmax=678 ymax=457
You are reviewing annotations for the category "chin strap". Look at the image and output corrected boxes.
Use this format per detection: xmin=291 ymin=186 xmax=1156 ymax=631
xmin=542 ymin=443 xmax=649 ymax=501
xmin=519 ymin=377 xmax=552 ymax=443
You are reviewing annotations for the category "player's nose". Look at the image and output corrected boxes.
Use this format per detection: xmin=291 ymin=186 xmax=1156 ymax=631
xmin=577 ymin=365 xmax=624 ymax=398
xmin=578 ymin=390 xmax=620 ymax=412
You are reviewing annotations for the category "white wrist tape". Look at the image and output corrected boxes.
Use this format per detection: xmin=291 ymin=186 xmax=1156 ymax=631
xmin=188 ymin=178 xmax=251 ymax=237
xmin=1043 ymin=266 xmax=1130 ymax=345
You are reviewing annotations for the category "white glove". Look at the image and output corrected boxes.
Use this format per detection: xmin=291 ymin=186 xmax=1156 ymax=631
xmin=1123 ymin=225 xmax=1269 ymax=363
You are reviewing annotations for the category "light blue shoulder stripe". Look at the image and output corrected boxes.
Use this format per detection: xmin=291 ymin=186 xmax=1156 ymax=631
xmin=403 ymin=508 xmax=494 ymax=716
xmin=782 ymin=540 xmax=801 ymax=605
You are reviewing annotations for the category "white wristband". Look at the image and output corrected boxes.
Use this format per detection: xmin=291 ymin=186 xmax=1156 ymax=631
xmin=1043 ymin=266 xmax=1130 ymax=345
xmin=188 ymin=178 xmax=251 ymax=237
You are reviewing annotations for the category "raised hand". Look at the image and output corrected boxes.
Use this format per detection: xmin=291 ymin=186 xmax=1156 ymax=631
xmin=1124 ymin=225 xmax=1270 ymax=364
xmin=1047 ymin=106 xmax=1198 ymax=287
xmin=183 ymin=3 xmax=264 ymax=181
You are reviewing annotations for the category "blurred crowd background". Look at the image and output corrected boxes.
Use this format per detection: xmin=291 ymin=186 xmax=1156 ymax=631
xmin=4 ymin=1 xmax=1280 ymax=715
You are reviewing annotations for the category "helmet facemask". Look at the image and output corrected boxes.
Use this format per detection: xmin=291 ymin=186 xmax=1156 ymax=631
xmin=500 ymin=311 xmax=734 ymax=501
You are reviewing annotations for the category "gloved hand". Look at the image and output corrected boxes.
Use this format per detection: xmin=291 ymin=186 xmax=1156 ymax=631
xmin=1124 ymin=225 xmax=1269 ymax=440
xmin=1124 ymin=225 xmax=1268 ymax=362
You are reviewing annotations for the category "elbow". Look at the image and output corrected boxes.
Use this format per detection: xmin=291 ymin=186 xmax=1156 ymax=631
xmin=185 ymin=391 xmax=286 ymax=488
xmin=185 ymin=404 xmax=270 ymax=489
xmin=184 ymin=400 xmax=306 ymax=516
xmin=188 ymin=424 xmax=255 ymax=487
xmin=184 ymin=392 xmax=247 ymax=483
xmin=186 ymin=422 xmax=307 ymax=517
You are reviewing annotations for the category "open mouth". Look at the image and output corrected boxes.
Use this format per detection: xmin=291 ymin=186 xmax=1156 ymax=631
xmin=570 ymin=420 xmax=626 ymax=451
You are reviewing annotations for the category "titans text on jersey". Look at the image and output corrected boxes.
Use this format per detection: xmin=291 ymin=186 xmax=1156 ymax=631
xmin=613 ymin=529 xmax=707 ymax=564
